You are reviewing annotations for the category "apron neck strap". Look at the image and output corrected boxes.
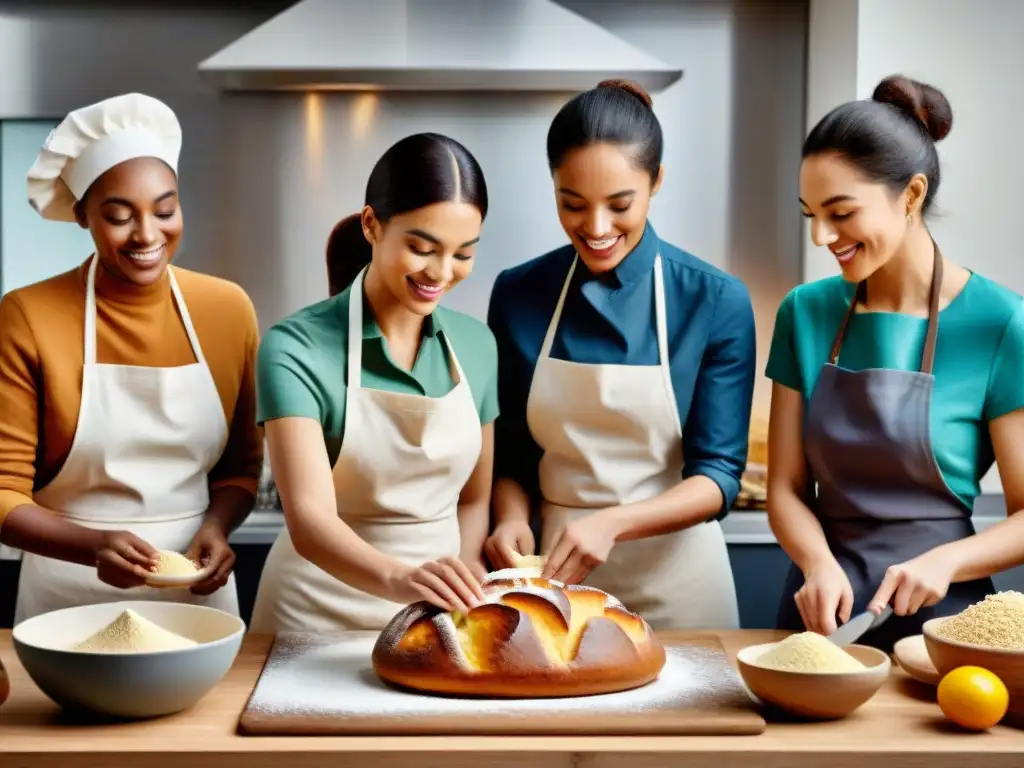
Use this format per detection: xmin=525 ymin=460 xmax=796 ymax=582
xmin=828 ymin=241 xmax=944 ymax=374
xmin=540 ymin=251 xmax=668 ymax=363
xmin=84 ymin=255 xmax=205 ymax=366
xmin=347 ymin=265 xmax=464 ymax=390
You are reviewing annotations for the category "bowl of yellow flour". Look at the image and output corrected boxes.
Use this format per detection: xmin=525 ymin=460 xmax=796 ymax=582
xmin=736 ymin=632 xmax=891 ymax=719
xmin=923 ymin=591 xmax=1024 ymax=721
xmin=12 ymin=600 xmax=244 ymax=718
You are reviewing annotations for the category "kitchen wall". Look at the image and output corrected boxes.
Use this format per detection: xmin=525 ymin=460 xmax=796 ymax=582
xmin=1 ymin=0 xmax=1021 ymax=630
xmin=1 ymin=120 xmax=94 ymax=292
xmin=804 ymin=0 xmax=1024 ymax=493
xmin=0 ymin=0 xmax=807 ymax=424
xmin=0 ymin=0 xmax=808 ymax=628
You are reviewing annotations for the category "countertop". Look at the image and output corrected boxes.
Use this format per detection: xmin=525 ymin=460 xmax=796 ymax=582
xmin=1 ymin=630 xmax=1021 ymax=768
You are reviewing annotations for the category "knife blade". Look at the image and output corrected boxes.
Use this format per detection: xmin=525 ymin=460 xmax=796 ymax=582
xmin=828 ymin=605 xmax=893 ymax=646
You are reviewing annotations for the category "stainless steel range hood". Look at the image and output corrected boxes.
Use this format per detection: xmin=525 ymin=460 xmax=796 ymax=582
xmin=197 ymin=0 xmax=682 ymax=93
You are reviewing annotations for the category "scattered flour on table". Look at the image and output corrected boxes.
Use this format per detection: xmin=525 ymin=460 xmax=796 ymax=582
xmin=755 ymin=632 xmax=865 ymax=673
xmin=937 ymin=591 xmax=1024 ymax=649
xmin=245 ymin=632 xmax=749 ymax=719
xmin=153 ymin=550 xmax=200 ymax=576
xmin=73 ymin=609 xmax=197 ymax=653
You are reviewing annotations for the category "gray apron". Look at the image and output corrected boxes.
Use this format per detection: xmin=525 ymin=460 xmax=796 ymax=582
xmin=776 ymin=244 xmax=993 ymax=650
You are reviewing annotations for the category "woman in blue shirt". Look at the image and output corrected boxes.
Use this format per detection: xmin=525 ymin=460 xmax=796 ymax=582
xmin=484 ymin=79 xmax=757 ymax=629
xmin=767 ymin=75 xmax=1024 ymax=649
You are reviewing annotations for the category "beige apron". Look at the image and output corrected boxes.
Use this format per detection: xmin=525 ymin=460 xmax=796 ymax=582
xmin=14 ymin=255 xmax=237 ymax=625
xmin=250 ymin=267 xmax=482 ymax=633
xmin=529 ymin=253 xmax=739 ymax=630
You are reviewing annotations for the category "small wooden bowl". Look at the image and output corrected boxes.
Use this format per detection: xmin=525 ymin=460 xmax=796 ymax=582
xmin=893 ymin=634 xmax=941 ymax=685
xmin=736 ymin=642 xmax=891 ymax=720
xmin=922 ymin=617 xmax=1024 ymax=719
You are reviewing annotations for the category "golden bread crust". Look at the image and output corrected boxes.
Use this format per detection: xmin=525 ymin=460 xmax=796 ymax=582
xmin=371 ymin=576 xmax=666 ymax=698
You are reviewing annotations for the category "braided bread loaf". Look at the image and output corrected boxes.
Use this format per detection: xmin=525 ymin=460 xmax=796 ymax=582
xmin=371 ymin=566 xmax=666 ymax=697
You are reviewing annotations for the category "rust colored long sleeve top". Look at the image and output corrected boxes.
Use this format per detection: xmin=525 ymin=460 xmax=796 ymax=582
xmin=0 ymin=258 xmax=264 ymax=527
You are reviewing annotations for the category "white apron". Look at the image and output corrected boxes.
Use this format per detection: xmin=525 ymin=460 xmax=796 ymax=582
xmin=250 ymin=267 xmax=482 ymax=633
xmin=14 ymin=255 xmax=237 ymax=625
xmin=529 ymin=253 xmax=739 ymax=630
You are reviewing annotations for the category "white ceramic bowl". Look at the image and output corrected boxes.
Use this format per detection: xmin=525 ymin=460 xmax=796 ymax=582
xmin=13 ymin=600 xmax=244 ymax=719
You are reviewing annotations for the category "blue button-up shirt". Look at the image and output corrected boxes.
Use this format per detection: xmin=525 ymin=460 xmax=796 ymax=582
xmin=486 ymin=222 xmax=756 ymax=518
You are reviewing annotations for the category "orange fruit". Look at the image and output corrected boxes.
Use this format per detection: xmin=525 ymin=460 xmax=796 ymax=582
xmin=936 ymin=666 xmax=1009 ymax=731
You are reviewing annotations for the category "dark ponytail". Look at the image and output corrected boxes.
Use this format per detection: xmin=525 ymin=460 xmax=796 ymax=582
xmin=326 ymin=214 xmax=369 ymax=297
xmin=325 ymin=132 xmax=488 ymax=296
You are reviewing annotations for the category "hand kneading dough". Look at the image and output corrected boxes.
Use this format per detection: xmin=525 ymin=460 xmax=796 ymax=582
xmin=371 ymin=573 xmax=667 ymax=698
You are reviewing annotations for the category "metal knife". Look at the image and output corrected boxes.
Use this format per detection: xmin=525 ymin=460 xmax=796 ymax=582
xmin=828 ymin=605 xmax=893 ymax=646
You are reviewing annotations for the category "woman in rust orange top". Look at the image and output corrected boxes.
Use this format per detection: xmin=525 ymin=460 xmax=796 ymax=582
xmin=0 ymin=93 xmax=263 ymax=623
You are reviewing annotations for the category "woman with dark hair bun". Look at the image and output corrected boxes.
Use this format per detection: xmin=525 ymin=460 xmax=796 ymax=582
xmin=250 ymin=133 xmax=499 ymax=634
xmin=767 ymin=75 xmax=1024 ymax=649
xmin=484 ymin=79 xmax=757 ymax=630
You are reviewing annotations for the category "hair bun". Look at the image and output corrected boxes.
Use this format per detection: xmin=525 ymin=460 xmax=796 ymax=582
xmin=872 ymin=75 xmax=952 ymax=142
xmin=597 ymin=78 xmax=653 ymax=110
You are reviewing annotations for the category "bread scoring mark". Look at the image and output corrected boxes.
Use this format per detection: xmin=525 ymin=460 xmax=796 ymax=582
xmin=567 ymin=583 xmax=626 ymax=610
xmin=447 ymin=579 xmax=646 ymax=667
xmin=431 ymin=612 xmax=473 ymax=671
xmin=376 ymin=601 xmax=430 ymax=650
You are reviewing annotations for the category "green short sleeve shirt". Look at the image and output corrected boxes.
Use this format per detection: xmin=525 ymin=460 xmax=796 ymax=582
xmin=257 ymin=283 xmax=500 ymax=464
xmin=766 ymin=272 xmax=1024 ymax=509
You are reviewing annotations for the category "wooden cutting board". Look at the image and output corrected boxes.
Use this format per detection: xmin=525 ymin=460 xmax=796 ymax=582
xmin=238 ymin=630 xmax=765 ymax=736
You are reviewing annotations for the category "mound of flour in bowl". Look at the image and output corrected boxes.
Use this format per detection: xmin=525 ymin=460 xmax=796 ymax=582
xmin=73 ymin=609 xmax=197 ymax=653
xmin=153 ymin=550 xmax=200 ymax=576
xmin=755 ymin=632 xmax=865 ymax=673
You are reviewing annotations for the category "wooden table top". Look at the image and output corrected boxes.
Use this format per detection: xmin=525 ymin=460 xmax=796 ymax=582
xmin=1 ymin=629 xmax=1021 ymax=768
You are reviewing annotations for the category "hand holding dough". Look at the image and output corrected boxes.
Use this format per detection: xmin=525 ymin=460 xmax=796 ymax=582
xmin=493 ymin=553 xmax=546 ymax=579
xmin=512 ymin=554 xmax=547 ymax=569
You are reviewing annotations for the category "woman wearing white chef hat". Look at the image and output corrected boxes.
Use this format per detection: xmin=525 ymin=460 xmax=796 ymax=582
xmin=0 ymin=93 xmax=263 ymax=623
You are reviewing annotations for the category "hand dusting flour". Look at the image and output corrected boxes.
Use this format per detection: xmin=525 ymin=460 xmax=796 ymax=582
xmin=245 ymin=632 xmax=751 ymax=720
xmin=73 ymin=609 xmax=198 ymax=653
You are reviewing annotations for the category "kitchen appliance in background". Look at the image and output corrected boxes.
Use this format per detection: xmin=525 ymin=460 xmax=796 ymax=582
xmin=737 ymin=418 xmax=768 ymax=510
xmin=197 ymin=0 xmax=682 ymax=93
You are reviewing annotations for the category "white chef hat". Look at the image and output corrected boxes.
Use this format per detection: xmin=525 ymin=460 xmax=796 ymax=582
xmin=26 ymin=93 xmax=182 ymax=222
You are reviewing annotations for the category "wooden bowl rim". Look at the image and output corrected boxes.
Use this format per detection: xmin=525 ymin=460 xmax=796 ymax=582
xmin=922 ymin=616 xmax=1024 ymax=656
xmin=736 ymin=641 xmax=891 ymax=677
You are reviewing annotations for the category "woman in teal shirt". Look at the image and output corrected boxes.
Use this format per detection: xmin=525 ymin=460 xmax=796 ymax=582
xmin=767 ymin=75 xmax=1024 ymax=649
xmin=250 ymin=133 xmax=499 ymax=634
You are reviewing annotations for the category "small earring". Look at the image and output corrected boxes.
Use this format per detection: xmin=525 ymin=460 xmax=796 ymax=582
xmin=906 ymin=213 xmax=913 ymax=225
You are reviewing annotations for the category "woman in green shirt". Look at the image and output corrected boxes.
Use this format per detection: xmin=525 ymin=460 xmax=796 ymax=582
xmin=250 ymin=133 xmax=499 ymax=634
xmin=767 ymin=75 xmax=1024 ymax=649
